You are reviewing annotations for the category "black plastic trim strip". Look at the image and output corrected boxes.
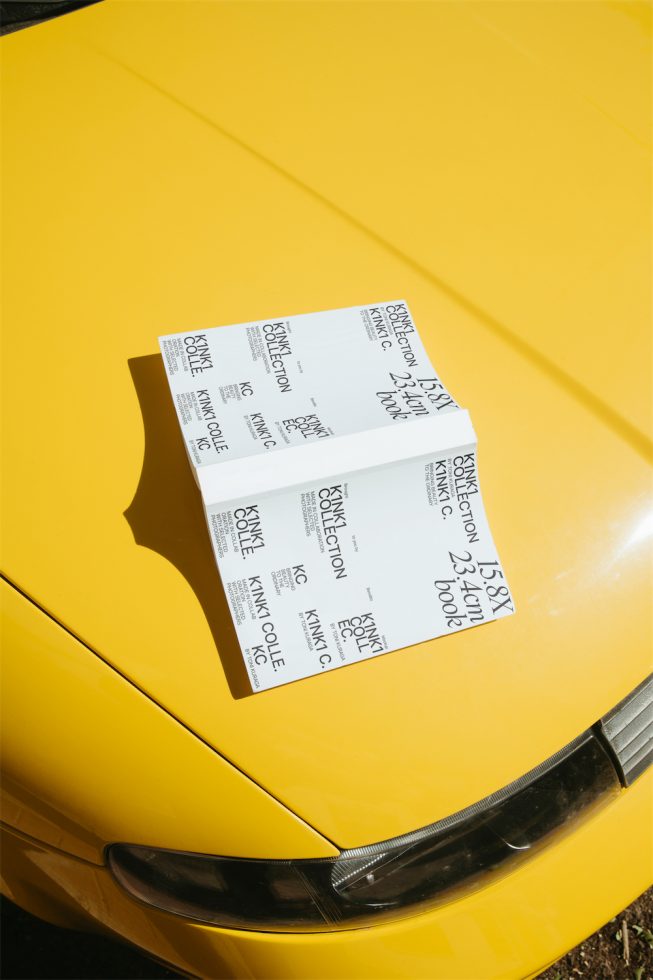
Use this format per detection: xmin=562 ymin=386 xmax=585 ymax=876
xmin=1 ymin=1 xmax=100 ymax=36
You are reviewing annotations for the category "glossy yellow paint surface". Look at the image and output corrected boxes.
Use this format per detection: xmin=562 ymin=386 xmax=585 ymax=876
xmin=2 ymin=770 xmax=652 ymax=979
xmin=1 ymin=0 xmax=651 ymax=855
xmin=0 ymin=581 xmax=337 ymax=860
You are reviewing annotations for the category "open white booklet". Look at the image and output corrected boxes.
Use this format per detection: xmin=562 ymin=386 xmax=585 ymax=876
xmin=160 ymin=301 xmax=514 ymax=692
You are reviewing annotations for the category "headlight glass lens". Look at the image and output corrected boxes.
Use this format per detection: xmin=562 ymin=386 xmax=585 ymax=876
xmin=109 ymin=731 xmax=619 ymax=931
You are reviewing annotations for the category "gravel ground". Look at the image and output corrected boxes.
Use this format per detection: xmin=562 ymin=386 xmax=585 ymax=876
xmin=1 ymin=888 xmax=651 ymax=979
xmin=538 ymin=888 xmax=653 ymax=980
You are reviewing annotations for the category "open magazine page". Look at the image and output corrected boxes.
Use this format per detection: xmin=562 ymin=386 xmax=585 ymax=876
xmin=159 ymin=300 xmax=460 ymax=468
xmin=159 ymin=300 xmax=514 ymax=691
xmin=204 ymin=447 xmax=514 ymax=692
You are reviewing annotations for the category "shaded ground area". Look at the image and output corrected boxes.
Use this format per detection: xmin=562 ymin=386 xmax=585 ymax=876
xmin=1 ymin=888 xmax=652 ymax=978
xmin=0 ymin=897 xmax=179 ymax=980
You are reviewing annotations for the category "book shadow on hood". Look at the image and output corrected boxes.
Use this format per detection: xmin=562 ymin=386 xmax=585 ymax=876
xmin=125 ymin=353 xmax=254 ymax=700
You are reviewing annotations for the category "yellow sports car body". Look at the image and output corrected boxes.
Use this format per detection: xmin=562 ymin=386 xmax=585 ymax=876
xmin=1 ymin=2 xmax=651 ymax=977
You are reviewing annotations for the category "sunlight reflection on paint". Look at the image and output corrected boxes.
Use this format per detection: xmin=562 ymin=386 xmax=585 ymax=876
xmin=624 ymin=511 xmax=653 ymax=551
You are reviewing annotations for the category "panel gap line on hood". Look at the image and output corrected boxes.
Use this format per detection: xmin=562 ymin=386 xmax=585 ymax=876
xmin=85 ymin=43 xmax=652 ymax=464
xmin=0 ymin=573 xmax=341 ymax=854
xmin=0 ymin=819 xmax=104 ymax=867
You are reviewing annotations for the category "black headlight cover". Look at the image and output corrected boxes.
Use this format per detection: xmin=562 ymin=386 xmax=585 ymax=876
xmin=0 ymin=1 xmax=100 ymax=36
xmin=109 ymin=730 xmax=620 ymax=932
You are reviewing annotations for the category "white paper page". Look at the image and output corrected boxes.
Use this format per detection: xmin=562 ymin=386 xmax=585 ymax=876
xmin=204 ymin=447 xmax=514 ymax=691
xmin=159 ymin=301 xmax=459 ymax=468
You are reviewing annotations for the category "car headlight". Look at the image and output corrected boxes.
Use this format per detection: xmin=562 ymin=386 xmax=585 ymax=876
xmin=108 ymin=729 xmax=620 ymax=931
xmin=599 ymin=673 xmax=653 ymax=786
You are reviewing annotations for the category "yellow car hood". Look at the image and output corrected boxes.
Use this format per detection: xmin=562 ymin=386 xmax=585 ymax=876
xmin=2 ymin=1 xmax=651 ymax=850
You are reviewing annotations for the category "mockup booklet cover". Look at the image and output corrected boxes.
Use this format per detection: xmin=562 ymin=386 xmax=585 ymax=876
xmin=159 ymin=301 xmax=514 ymax=692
